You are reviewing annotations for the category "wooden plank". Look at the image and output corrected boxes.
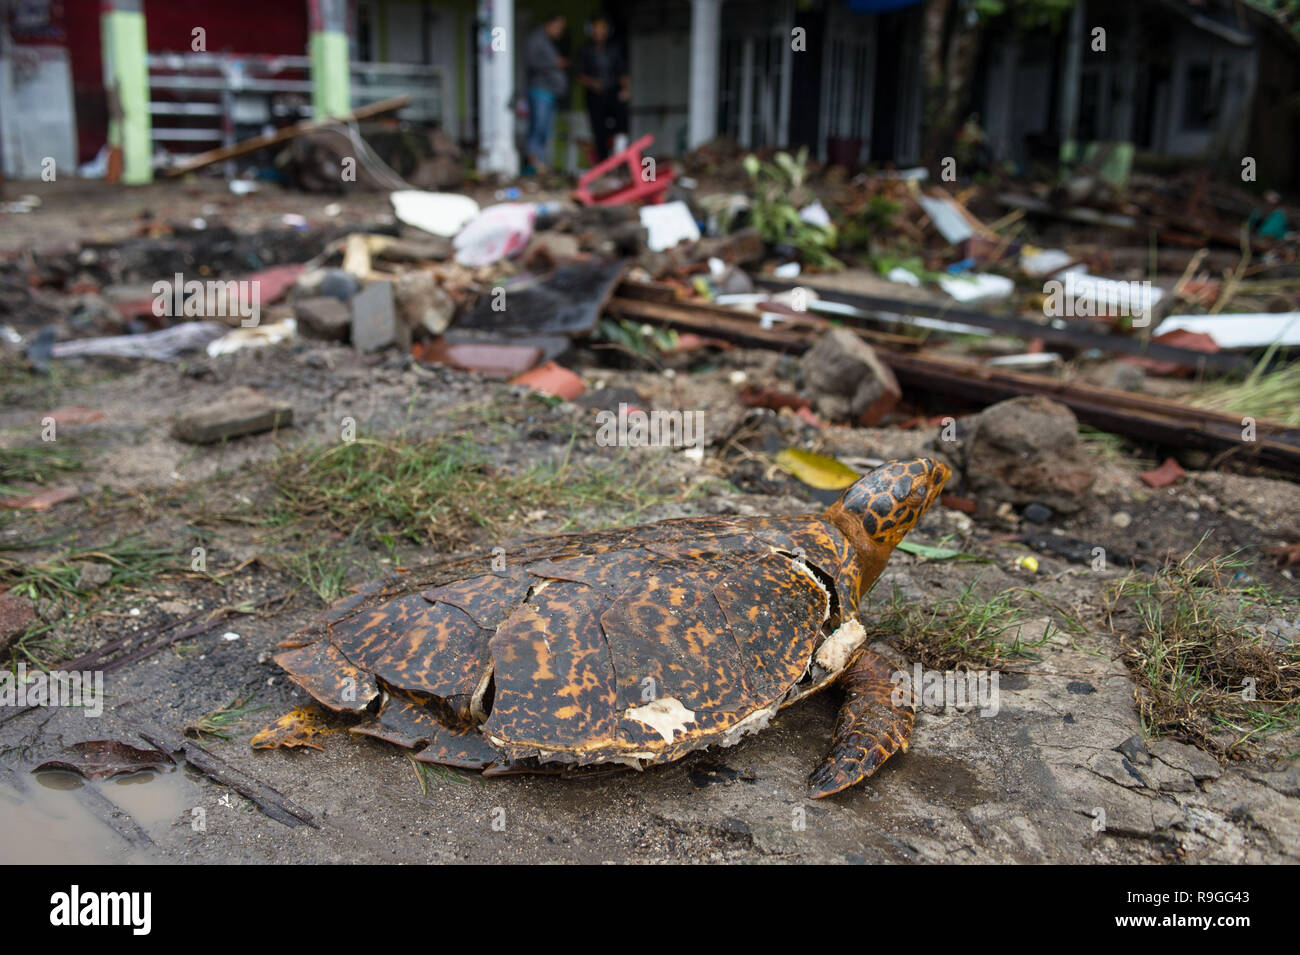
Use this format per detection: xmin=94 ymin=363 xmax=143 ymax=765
xmin=880 ymin=351 xmax=1300 ymax=470
xmin=608 ymin=287 xmax=1299 ymax=469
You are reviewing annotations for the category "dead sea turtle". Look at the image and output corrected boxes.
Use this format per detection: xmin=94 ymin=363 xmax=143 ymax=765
xmin=259 ymin=457 xmax=949 ymax=797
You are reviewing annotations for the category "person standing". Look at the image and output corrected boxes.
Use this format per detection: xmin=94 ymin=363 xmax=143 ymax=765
xmin=577 ymin=16 xmax=629 ymax=163
xmin=524 ymin=14 xmax=568 ymax=174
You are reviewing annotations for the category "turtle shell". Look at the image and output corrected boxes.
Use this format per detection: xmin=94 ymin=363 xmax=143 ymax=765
xmin=272 ymin=514 xmax=866 ymax=769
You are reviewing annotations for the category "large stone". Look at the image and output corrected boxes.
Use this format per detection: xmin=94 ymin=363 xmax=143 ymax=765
xmin=393 ymin=271 xmax=454 ymax=336
xmin=171 ymin=387 xmax=293 ymax=444
xmin=798 ymin=327 xmax=901 ymax=425
xmin=351 ymin=280 xmax=406 ymax=353
xmin=294 ymin=296 xmax=351 ymax=342
xmin=956 ymin=395 xmax=1097 ymax=513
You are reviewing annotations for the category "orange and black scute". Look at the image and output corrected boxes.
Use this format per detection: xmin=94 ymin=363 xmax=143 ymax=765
xmin=265 ymin=457 xmax=950 ymax=797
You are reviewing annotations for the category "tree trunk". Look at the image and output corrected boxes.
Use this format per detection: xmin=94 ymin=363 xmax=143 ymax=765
xmin=921 ymin=0 xmax=982 ymax=170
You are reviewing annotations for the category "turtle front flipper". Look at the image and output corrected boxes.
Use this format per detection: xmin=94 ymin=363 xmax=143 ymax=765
xmin=807 ymin=649 xmax=913 ymax=798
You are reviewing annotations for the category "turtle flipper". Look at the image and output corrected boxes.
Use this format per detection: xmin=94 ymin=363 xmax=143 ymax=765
xmin=807 ymin=649 xmax=913 ymax=798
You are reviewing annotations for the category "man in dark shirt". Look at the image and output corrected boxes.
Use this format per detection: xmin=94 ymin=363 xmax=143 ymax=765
xmin=525 ymin=14 xmax=568 ymax=174
xmin=576 ymin=16 xmax=628 ymax=163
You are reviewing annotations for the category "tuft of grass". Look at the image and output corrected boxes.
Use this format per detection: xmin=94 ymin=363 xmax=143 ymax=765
xmin=279 ymin=544 xmax=354 ymax=604
xmin=868 ymin=580 xmax=1056 ymax=671
xmin=1189 ymin=355 xmax=1300 ymax=427
xmin=0 ymin=538 xmax=182 ymax=666
xmin=0 ymin=444 xmax=83 ymax=496
xmin=1106 ymin=549 xmax=1300 ymax=756
xmin=407 ymin=753 xmax=472 ymax=792
xmin=253 ymin=433 xmax=671 ymax=550
xmin=0 ymin=538 xmax=179 ymax=609
xmin=186 ymin=690 xmax=269 ymax=741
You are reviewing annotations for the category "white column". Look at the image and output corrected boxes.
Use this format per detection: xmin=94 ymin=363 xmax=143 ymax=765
xmin=688 ymin=0 xmax=722 ymax=149
xmin=478 ymin=0 xmax=518 ymax=177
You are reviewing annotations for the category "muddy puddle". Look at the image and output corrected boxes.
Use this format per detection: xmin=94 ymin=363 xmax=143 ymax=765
xmin=0 ymin=767 xmax=200 ymax=863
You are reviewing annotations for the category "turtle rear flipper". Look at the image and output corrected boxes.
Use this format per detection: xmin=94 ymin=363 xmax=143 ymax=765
xmin=807 ymin=649 xmax=913 ymax=798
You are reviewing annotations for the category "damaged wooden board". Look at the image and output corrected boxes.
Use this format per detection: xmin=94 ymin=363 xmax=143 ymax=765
xmin=610 ymin=284 xmax=1299 ymax=470
xmin=752 ymin=278 xmax=1252 ymax=375
xmin=460 ymin=261 xmax=627 ymax=338
xmin=881 ymin=350 xmax=1300 ymax=471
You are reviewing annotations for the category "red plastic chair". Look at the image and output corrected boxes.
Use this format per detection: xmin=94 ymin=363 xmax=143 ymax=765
xmin=573 ymin=133 xmax=675 ymax=206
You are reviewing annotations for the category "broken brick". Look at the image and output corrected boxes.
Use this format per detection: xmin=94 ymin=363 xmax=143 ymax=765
xmin=171 ymin=387 xmax=293 ymax=444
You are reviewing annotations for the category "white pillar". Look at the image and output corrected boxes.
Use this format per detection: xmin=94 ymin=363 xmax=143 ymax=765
xmin=688 ymin=0 xmax=721 ymax=149
xmin=478 ymin=0 xmax=518 ymax=177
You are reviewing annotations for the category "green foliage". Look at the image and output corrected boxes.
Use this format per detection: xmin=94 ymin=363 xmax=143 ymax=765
xmin=975 ymin=0 xmax=1077 ymax=30
xmin=743 ymin=148 xmax=842 ymax=269
xmin=838 ymin=195 xmax=901 ymax=251
xmin=593 ymin=317 xmax=678 ymax=356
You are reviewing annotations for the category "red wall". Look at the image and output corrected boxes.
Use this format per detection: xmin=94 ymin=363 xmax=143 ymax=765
xmin=61 ymin=0 xmax=310 ymax=161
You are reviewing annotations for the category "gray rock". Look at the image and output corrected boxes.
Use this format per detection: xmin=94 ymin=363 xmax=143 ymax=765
xmin=351 ymin=280 xmax=404 ymax=353
xmin=798 ymin=328 xmax=901 ymax=426
xmin=1117 ymin=734 xmax=1150 ymax=766
xmin=294 ymin=296 xmax=351 ymax=342
xmin=318 ymin=268 xmax=361 ymax=303
xmin=1143 ymin=759 xmax=1197 ymax=792
xmin=1022 ymin=502 xmax=1054 ymax=524
xmin=1261 ymin=617 xmax=1298 ymax=649
xmin=953 ymin=396 xmax=1097 ymax=514
xmin=1087 ymin=750 xmax=1148 ymax=788
xmin=1239 ymin=762 xmax=1300 ymax=798
xmin=75 ymin=562 xmax=113 ymax=591
xmin=0 ymin=592 xmax=37 ymax=656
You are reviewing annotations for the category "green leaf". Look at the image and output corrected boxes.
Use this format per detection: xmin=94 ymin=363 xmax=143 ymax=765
xmin=897 ymin=540 xmax=989 ymax=562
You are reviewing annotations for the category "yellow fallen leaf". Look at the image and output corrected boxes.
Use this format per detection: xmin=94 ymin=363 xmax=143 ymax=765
xmin=775 ymin=448 xmax=861 ymax=490
xmin=251 ymin=705 xmax=337 ymax=751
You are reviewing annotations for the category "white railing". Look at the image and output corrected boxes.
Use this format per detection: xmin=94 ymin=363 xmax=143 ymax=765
xmin=146 ymin=52 xmax=442 ymax=153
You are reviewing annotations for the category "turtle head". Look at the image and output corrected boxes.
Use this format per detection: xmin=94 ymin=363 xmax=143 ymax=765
xmin=829 ymin=457 xmax=950 ymax=552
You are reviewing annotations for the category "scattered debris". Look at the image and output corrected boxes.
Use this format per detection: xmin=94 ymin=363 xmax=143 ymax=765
xmin=50 ymin=322 xmax=227 ymax=362
xmin=1140 ymin=457 xmax=1187 ymax=489
xmin=0 ymin=592 xmax=36 ymax=656
xmin=511 ymin=362 xmax=586 ymax=400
